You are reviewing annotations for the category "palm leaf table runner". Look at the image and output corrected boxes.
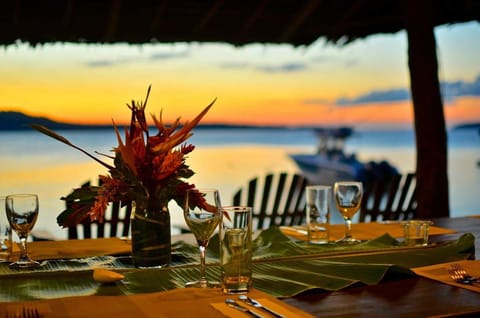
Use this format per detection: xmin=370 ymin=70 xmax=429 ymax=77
xmin=0 ymin=227 xmax=474 ymax=301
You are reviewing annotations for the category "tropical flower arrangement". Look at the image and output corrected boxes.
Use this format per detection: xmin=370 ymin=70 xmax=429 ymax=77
xmin=32 ymin=86 xmax=215 ymax=228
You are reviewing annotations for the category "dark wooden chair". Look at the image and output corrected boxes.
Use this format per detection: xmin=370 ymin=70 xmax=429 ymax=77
xmin=66 ymin=181 xmax=133 ymax=239
xmin=232 ymin=172 xmax=309 ymax=230
xmin=359 ymin=172 xmax=417 ymax=222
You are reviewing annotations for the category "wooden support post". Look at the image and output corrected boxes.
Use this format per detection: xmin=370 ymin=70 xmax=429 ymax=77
xmin=404 ymin=0 xmax=449 ymax=218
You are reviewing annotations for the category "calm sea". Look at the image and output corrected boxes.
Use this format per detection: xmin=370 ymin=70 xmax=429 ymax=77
xmin=1 ymin=128 xmax=478 ymax=239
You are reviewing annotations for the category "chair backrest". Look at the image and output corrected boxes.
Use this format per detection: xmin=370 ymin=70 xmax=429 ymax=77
xmin=66 ymin=181 xmax=132 ymax=239
xmin=359 ymin=172 xmax=417 ymax=222
xmin=232 ymin=172 xmax=309 ymax=230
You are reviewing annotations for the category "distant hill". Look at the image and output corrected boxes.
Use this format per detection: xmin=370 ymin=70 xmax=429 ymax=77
xmin=453 ymin=122 xmax=480 ymax=131
xmin=0 ymin=111 xmax=111 ymax=130
xmin=0 ymin=111 xmax=312 ymax=131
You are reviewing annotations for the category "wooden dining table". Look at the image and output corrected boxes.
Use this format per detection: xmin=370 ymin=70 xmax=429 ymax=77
xmin=282 ymin=216 xmax=480 ymax=317
xmin=1 ymin=216 xmax=479 ymax=317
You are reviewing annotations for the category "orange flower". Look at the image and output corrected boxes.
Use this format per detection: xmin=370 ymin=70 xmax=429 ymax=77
xmin=151 ymin=100 xmax=215 ymax=154
xmin=89 ymin=192 xmax=108 ymax=222
xmin=113 ymin=124 xmax=139 ymax=176
xmin=33 ymin=86 xmax=215 ymax=227
xmin=153 ymin=151 xmax=184 ymax=181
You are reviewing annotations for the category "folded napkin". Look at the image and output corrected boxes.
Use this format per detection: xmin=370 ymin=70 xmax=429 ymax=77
xmin=280 ymin=222 xmax=456 ymax=242
xmin=413 ymin=260 xmax=480 ymax=293
xmin=0 ymin=288 xmax=313 ymax=318
xmin=26 ymin=238 xmax=132 ymax=260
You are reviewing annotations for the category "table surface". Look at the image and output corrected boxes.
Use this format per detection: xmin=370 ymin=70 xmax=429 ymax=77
xmin=3 ymin=216 xmax=480 ymax=317
xmin=283 ymin=216 xmax=480 ymax=317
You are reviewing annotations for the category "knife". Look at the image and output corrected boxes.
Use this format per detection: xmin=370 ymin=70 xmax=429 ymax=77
xmin=238 ymin=295 xmax=285 ymax=318
xmin=225 ymin=298 xmax=264 ymax=318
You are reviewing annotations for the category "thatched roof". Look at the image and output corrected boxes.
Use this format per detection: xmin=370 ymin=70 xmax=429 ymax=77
xmin=2 ymin=0 xmax=479 ymax=47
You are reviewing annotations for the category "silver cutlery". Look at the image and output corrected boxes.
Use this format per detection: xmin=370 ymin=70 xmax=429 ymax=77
xmin=448 ymin=263 xmax=479 ymax=285
xmin=225 ymin=298 xmax=264 ymax=318
xmin=24 ymin=306 xmax=41 ymax=318
xmin=238 ymin=295 xmax=285 ymax=318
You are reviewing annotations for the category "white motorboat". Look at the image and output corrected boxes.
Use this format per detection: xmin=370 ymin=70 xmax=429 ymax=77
xmin=290 ymin=127 xmax=398 ymax=185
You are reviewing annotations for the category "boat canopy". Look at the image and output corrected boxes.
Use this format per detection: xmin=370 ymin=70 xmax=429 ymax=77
xmin=314 ymin=127 xmax=354 ymax=157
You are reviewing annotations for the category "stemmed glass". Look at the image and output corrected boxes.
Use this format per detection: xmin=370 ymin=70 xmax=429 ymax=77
xmin=334 ymin=181 xmax=363 ymax=244
xmin=0 ymin=197 xmax=13 ymax=262
xmin=183 ymin=188 xmax=222 ymax=288
xmin=5 ymin=194 xmax=40 ymax=269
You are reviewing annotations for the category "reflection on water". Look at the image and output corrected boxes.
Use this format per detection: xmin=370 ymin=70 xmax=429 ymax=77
xmin=0 ymin=129 xmax=478 ymax=240
xmin=1 ymin=145 xmax=303 ymax=239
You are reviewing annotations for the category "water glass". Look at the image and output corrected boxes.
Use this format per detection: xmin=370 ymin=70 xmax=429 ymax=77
xmin=305 ymin=185 xmax=331 ymax=244
xmin=220 ymin=206 xmax=253 ymax=294
xmin=402 ymin=220 xmax=433 ymax=246
xmin=0 ymin=197 xmax=13 ymax=262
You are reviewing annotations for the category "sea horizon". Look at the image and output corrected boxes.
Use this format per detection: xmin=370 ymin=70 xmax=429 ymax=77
xmin=1 ymin=110 xmax=479 ymax=132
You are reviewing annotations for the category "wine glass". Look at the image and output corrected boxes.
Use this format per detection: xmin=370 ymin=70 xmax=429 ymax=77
xmin=183 ymin=188 xmax=222 ymax=288
xmin=5 ymin=194 xmax=40 ymax=269
xmin=334 ymin=181 xmax=363 ymax=244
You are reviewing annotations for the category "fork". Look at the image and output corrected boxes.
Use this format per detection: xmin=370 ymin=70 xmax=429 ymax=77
xmin=449 ymin=263 xmax=479 ymax=285
xmin=5 ymin=306 xmax=42 ymax=318
xmin=23 ymin=306 xmax=42 ymax=318
xmin=225 ymin=298 xmax=264 ymax=318
xmin=238 ymin=295 xmax=285 ymax=318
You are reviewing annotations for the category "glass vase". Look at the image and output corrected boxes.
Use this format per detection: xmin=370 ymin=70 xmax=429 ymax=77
xmin=131 ymin=199 xmax=171 ymax=268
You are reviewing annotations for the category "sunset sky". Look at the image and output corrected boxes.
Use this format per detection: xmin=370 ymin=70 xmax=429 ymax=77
xmin=1 ymin=21 xmax=479 ymax=129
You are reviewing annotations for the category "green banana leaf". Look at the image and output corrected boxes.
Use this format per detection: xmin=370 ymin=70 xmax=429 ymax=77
xmin=0 ymin=228 xmax=474 ymax=301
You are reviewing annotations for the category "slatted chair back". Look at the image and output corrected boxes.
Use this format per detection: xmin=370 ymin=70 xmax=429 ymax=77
xmin=66 ymin=181 xmax=133 ymax=239
xmin=359 ymin=172 xmax=417 ymax=222
xmin=232 ymin=172 xmax=309 ymax=230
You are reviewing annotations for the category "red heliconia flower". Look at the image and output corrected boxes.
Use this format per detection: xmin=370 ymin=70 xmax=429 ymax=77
xmin=33 ymin=86 xmax=215 ymax=227
xmin=88 ymin=175 xmax=129 ymax=221
xmin=153 ymin=151 xmax=185 ymax=181
xmin=180 ymin=144 xmax=195 ymax=155
xmin=89 ymin=192 xmax=109 ymax=222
